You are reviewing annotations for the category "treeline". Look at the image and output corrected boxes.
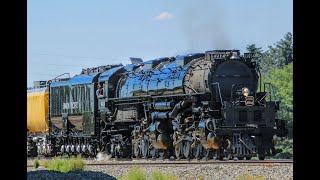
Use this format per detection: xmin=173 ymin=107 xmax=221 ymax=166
xmin=246 ymin=32 xmax=293 ymax=158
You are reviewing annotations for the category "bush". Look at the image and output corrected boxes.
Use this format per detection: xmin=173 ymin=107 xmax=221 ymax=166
xmin=33 ymin=159 xmax=40 ymax=169
xmin=275 ymin=138 xmax=293 ymax=159
xmin=119 ymin=167 xmax=147 ymax=180
xmin=44 ymin=156 xmax=85 ymax=173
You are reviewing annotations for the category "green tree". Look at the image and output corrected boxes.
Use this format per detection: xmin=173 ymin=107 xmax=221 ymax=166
xmin=259 ymin=46 xmax=277 ymax=73
xmin=275 ymin=32 xmax=293 ymax=66
xmin=262 ymin=63 xmax=293 ymax=158
xmin=246 ymin=44 xmax=263 ymax=54
xmin=255 ymin=32 xmax=293 ymax=73
xmin=263 ymin=63 xmax=293 ymax=125
xmin=247 ymin=32 xmax=293 ymax=158
xmin=246 ymin=44 xmax=264 ymax=69
xmin=261 ymin=32 xmax=293 ymax=126
xmin=259 ymin=32 xmax=293 ymax=73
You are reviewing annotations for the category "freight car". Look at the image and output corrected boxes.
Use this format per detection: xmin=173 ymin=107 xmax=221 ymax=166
xmin=27 ymin=87 xmax=49 ymax=156
xmin=27 ymin=49 xmax=288 ymax=160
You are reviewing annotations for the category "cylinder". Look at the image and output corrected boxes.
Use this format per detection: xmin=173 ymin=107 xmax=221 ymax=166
xmin=152 ymin=102 xmax=174 ymax=110
xmin=151 ymin=111 xmax=169 ymax=119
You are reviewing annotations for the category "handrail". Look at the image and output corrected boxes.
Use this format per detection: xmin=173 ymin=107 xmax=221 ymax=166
xmin=212 ymin=82 xmax=223 ymax=107
xmin=49 ymin=73 xmax=71 ymax=84
xmin=263 ymin=82 xmax=275 ymax=102
xmin=53 ymin=73 xmax=70 ymax=80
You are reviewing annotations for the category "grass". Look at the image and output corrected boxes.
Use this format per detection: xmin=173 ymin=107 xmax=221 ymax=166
xmin=119 ymin=167 xmax=178 ymax=180
xmin=151 ymin=170 xmax=177 ymax=180
xmin=33 ymin=159 xmax=40 ymax=168
xmin=43 ymin=156 xmax=85 ymax=173
xmin=119 ymin=167 xmax=147 ymax=180
xmin=237 ymin=173 xmax=265 ymax=180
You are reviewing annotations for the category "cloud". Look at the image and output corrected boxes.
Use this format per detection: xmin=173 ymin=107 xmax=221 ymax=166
xmin=153 ymin=11 xmax=174 ymax=21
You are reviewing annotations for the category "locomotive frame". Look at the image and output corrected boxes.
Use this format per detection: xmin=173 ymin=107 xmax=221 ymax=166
xmin=27 ymin=49 xmax=288 ymax=160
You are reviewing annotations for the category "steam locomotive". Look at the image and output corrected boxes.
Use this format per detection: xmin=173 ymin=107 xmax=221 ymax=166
xmin=27 ymin=49 xmax=287 ymax=160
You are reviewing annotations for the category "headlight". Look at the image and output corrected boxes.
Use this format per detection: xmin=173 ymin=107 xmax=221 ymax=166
xmin=242 ymin=87 xmax=250 ymax=97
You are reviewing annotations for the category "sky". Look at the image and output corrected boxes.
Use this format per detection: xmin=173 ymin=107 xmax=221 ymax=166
xmin=27 ymin=0 xmax=293 ymax=87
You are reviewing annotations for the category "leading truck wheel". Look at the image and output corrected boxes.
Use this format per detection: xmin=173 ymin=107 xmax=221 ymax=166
xmin=141 ymin=139 xmax=149 ymax=159
xmin=228 ymin=153 xmax=234 ymax=160
xmin=215 ymin=148 xmax=224 ymax=160
xmin=159 ymin=150 xmax=165 ymax=160
xmin=194 ymin=144 xmax=202 ymax=160
xmin=175 ymin=142 xmax=183 ymax=160
xmin=183 ymin=141 xmax=191 ymax=160
xmin=202 ymin=148 xmax=210 ymax=161
xmin=149 ymin=148 xmax=157 ymax=159
xmin=133 ymin=140 xmax=141 ymax=158
xmin=258 ymin=148 xmax=266 ymax=160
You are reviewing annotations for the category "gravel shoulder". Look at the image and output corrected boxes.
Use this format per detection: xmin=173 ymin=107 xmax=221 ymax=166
xmin=27 ymin=159 xmax=293 ymax=180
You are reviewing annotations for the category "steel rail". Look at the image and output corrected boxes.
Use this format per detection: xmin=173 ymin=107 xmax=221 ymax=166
xmin=27 ymin=159 xmax=293 ymax=167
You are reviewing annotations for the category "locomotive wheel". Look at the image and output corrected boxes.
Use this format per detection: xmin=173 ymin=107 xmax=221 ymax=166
xmin=123 ymin=144 xmax=132 ymax=158
xmin=115 ymin=149 xmax=123 ymax=159
xmin=215 ymin=148 xmax=224 ymax=160
xmin=105 ymin=143 xmax=112 ymax=156
xmin=141 ymin=139 xmax=149 ymax=159
xmin=200 ymin=145 xmax=205 ymax=160
xmin=159 ymin=150 xmax=165 ymax=160
xmin=245 ymin=157 xmax=252 ymax=160
xmin=183 ymin=141 xmax=191 ymax=160
xmin=226 ymin=139 xmax=233 ymax=160
xmin=258 ymin=148 xmax=266 ymax=160
xmin=133 ymin=140 xmax=141 ymax=158
xmin=174 ymin=143 xmax=183 ymax=160
xmin=228 ymin=153 xmax=234 ymax=160
xmin=194 ymin=144 xmax=202 ymax=160
xmin=202 ymin=148 xmax=210 ymax=161
xmin=149 ymin=148 xmax=157 ymax=159
xmin=216 ymin=154 xmax=224 ymax=160
xmin=110 ymin=143 xmax=116 ymax=158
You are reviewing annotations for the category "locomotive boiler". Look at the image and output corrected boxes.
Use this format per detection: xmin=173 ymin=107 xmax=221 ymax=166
xmin=27 ymin=49 xmax=288 ymax=160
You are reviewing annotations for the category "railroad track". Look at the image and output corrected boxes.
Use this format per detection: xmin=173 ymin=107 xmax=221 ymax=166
xmin=27 ymin=158 xmax=293 ymax=167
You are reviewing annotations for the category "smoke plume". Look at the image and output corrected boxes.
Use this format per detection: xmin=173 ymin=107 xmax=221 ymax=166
xmin=178 ymin=1 xmax=231 ymax=51
xmin=96 ymin=152 xmax=112 ymax=161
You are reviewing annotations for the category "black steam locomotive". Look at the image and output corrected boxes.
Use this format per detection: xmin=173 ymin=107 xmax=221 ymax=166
xmin=28 ymin=49 xmax=287 ymax=160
